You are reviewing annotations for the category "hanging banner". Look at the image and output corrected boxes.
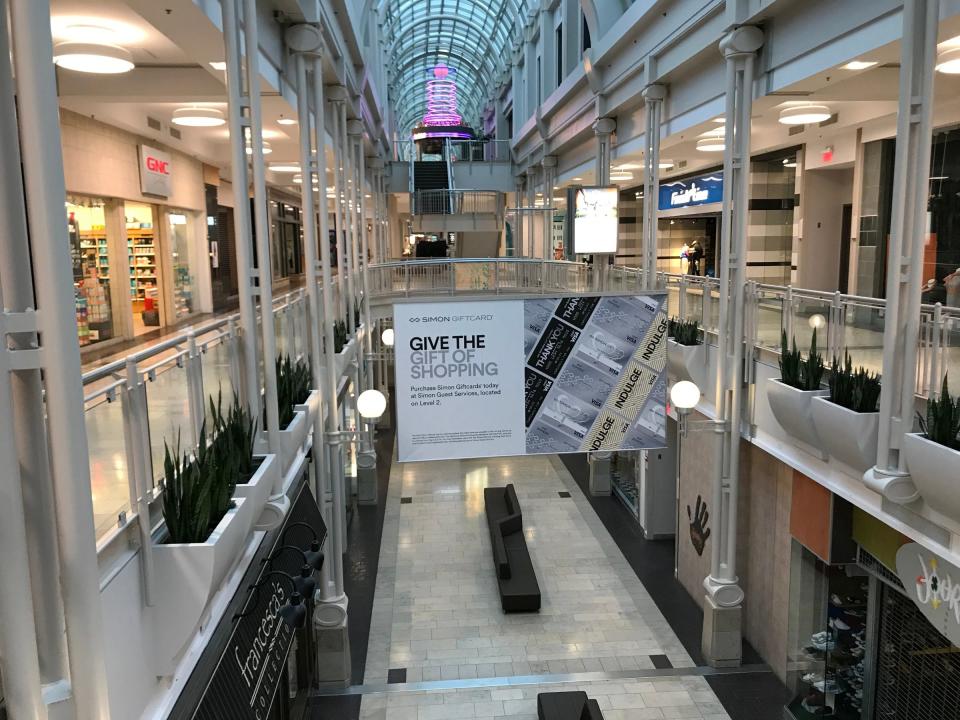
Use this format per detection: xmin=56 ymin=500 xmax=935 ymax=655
xmin=896 ymin=543 xmax=960 ymax=648
xmin=394 ymin=294 xmax=668 ymax=462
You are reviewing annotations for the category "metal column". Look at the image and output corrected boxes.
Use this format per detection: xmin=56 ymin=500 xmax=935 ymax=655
xmin=702 ymin=25 xmax=763 ymax=668
xmin=328 ymin=86 xmax=348 ymax=322
xmin=241 ymin=0 xmax=282 ymax=461
xmin=864 ymin=0 xmax=938 ymax=505
xmin=593 ymin=117 xmax=616 ymax=290
xmin=10 ymin=0 xmax=111 ymax=713
xmin=221 ymin=0 xmax=261 ymax=421
xmin=542 ymin=156 xmax=557 ymax=260
xmin=642 ymin=85 xmax=666 ymax=290
xmin=515 ymin=176 xmax=525 ymax=258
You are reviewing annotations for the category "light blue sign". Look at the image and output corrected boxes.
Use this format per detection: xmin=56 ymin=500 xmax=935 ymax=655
xmin=658 ymin=172 xmax=723 ymax=211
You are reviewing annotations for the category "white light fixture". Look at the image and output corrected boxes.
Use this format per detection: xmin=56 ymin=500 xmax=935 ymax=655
xmin=53 ymin=41 xmax=134 ymax=74
xmin=277 ymin=115 xmax=297 ymax=125
xmin=246 ymin=140 xmax=272 ymax=155
xmin=381 ymin=328 xmax=395 ymax=346
xmin=658 ymin=159 xmax=674 ymax=169
xmin=778 ymin=104 xmax=832 ymax=125
xmin=808 ymin=313 xmax=826 ymax=330
xmin=609 ymin=171 xmax=633 ymax=181
xmin=209 ymin=61 xmax=227 ymax=71
xmin=935 ymin=47 xmax=960 ymax=74
xmin=670 ymin=381 xmax=701 ymax=411
xmin=712 ymin=117 xmax=725 ymax=123
xmin=782 ymin=158 xmax=797 ymax=168
xmin=696 ymin=137 xmax=725 ymax=152
xmin=700 ymin=126 xmax=726 ymax=138
xmin=172 ymin=107 xmax=225 ymax=127
xmin=841 ymin=60 xmax=877 ymax=71
xmin=357 ymin=389 xmax=387 ymax=419
xmin=269 ymin=162 xmax=301 ymax=173
xmin=615 ymin=162 xmax=643 ymax=171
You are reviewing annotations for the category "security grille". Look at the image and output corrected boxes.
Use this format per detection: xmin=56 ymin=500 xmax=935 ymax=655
xmin=873 ymin=582 xmax=960 ymax=719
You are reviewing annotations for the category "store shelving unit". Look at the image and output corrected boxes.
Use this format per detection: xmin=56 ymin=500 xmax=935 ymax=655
xmin=128 ymin=226 xmax=157 ymax=313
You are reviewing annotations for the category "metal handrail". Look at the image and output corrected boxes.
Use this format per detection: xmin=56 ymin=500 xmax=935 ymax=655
xmin=411 ymin=189 xmax=502 ymax=215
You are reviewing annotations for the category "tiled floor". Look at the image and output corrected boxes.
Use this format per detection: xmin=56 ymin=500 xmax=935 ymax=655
xmin=353 ymin=452 xmax=730 ymax=719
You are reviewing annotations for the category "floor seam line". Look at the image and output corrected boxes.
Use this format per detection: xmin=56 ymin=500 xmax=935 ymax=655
xmin=312 ymin=663 xmax=774 ymax=697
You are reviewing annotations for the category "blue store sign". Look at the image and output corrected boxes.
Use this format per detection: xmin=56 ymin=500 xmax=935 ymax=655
xmin=658 ymin=172 xmax=724 ymax=211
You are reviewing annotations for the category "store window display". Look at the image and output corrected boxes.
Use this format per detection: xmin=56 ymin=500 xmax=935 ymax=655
xmin=67 ymin=199 xmax=115 ymax=346
xmin=786 ymin=543 xmax=868 ymax=719
xmin=167 ymin=212 xmax=195 ymax=319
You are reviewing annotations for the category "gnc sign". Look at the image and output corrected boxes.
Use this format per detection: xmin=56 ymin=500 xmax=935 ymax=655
xmin=139 ymin=144 xmax=172 ymax=197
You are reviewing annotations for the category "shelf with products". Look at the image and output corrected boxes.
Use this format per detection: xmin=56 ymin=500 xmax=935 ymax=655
xmin=786 ymin=549 xmax=869 ymax=720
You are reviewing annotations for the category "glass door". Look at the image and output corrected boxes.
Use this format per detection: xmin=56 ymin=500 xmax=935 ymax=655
xmin=67 ymin=197 xmax=116 ymax=347
xmin=167 ymin=211 xmax=196 ymax=320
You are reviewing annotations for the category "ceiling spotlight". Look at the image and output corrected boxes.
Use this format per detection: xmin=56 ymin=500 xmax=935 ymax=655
xmin=209 ymin=61 xmax=227 ymax=71
xmin=841 ymin=60 xmax=877 ymax=70
xmin=696 ymin=138 xmax=725 ymax=152
xmin=778 ymin=104 xmax=832 ymax=125
xmin=277 ymin=115 xmax=297 ymax=125
xmin=269 ymin=162 xmax=301 ymax=173
xmin=935 ymin=47 xmax=960 ymax=74
xmin=246 ymin=140 xmax=273 ymax=155
xmin=53 ymin=41 xmax=134 ymax=74
xmin=172 ymin=107 xmax=225 ymax=127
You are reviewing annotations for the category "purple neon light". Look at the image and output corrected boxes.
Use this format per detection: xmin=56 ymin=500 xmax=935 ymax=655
xmin=422 ymin=64 xmax=462 ymax=126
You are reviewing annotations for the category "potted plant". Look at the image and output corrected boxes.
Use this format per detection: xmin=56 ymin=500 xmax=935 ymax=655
xmin=903 ymin=375 xmax=960 ymax=521
xmin=811 ymin=353 xmax=881 ymax=473
xmin=767 ymin=329 xmax=828 ymax=455
xmin=152 ymin=430 xmax=251 ymax=673
xmin=212 ymin=391 xmax=279 ymax=524
xmin=667 ymin=317 xmax=706 ymax=388
xmin=276 ymin=355 xmax=312 ymax=474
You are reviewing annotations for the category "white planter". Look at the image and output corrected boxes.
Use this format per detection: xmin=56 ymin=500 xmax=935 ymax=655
xmin=767 ymin=379 xmax=829 ymax=457
xmin=294 ymin=388 xmax=321 ymax=430
xmin=279 ymin=409 xmax=308 ymax=476
xmin=667 ymin=339 xmax=706 ymax=388
xmin=151 ymin=497 xmax=249 ymax=674
xmin=810 ymin=397 xmax=879 ymax=474
xmin=233 ymin=453 xmax=279 ymax=527
xmin=903 ymin=433 xmax=960 ymax=520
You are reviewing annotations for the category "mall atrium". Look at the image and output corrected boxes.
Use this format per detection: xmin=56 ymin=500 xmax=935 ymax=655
xmin=2 ymin=0 xmax=960 ymax=718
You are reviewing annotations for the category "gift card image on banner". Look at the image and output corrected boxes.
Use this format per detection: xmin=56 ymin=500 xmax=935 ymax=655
xmin=394 ymin=293 xmax=668 ymax=462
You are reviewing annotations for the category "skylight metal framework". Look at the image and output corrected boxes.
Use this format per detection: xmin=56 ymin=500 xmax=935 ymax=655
xmin=381 ymin=0 xmax=532 ymax=135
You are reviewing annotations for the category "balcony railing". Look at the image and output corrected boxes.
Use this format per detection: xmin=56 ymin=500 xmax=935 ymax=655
xmin=411 ymin=189 xmax=503 ymax=215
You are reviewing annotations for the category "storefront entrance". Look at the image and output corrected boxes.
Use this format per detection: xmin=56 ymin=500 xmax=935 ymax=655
xmin=657 ymin=214 xmax=719 ymax=276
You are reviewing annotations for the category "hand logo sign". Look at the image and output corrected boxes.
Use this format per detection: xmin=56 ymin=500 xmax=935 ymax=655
xmin=687 ymin=495 xmax=710 ymax=556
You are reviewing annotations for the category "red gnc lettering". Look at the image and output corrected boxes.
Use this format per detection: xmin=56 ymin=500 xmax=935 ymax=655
xmin=145 ymin=156 xmax=169 ymax=174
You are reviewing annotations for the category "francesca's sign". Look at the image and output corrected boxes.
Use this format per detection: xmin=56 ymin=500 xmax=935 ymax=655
xmin=896 ymin=543 xmax=960 ymax=647
xmin=393 ymin=294 xmax=668 ymax=462
xmin=139 ymin=144 xmax=172 ymax=197
xmin=658 ymin=172 xmax=723 ymax=211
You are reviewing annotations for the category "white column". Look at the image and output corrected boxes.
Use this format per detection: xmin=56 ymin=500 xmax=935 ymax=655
xmin=593 ymin=117 xmax=616 ymax=289
xmin=526 ymin=167 xmax=538 ymax=258
xmin=515 ymin=174 xmax=525 ymax=258
xmin=241 ymin=0 xmax=282 ymax=460
xmin=328 ymin=86 xmax=348 ymax=322
xmin=542 ymin=156 xmax=557 ymax=260
xmin=701 ymin=25 xmax=764 ymax=669
xmin=9 ymin=0 xmax=111 ymax=714
xmin=641 ymin=85 xmax=666 ymax=289
xmin=864 ymin=0 xmax=938 ymax=505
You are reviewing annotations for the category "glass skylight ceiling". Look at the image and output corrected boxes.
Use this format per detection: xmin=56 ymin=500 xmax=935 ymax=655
xmin=382 ymin=0 xmax=532 ymax=135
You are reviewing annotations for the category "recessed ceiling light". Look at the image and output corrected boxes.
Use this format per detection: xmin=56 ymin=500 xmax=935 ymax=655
xmin=269 ymin=162 xmax=301 ymax=172
xmin=778 ymin=104 xmax=832 ymax=125
xmin=246 ymin=140 xmax=272 ymax=155
xmin=572 ymin=177 xmax=582 ymax=181
xmin=936 ymin=47 xmax=960 ymax=74
xmin=172 ymin=107 xmax=225 ymax=127
xmin=712 ymin=117 xmax=725 ymax=123
xmin=782 ymin=158 xmax=797 ymax=168
xmin=609 ymin=171 xmax=633 ymax=182
xmin=658 ymin=160 xmax=674 ymax=169
xmin=615 ymin=162 xmax=643 ymax=170
xmin=700 ymin=127 xmax=726 ymax=138
xmin=277 ymin=115 xmax=297 ymax=125
xmin=209 ymin=61 xmax=227 ymax=71
xmin=696 ymin=138 xmax=725 ymax=152
xmin=53 ymin=41 xmax=134 ymax=74
xmin=841 ymin=60 xmax=877 ymax=70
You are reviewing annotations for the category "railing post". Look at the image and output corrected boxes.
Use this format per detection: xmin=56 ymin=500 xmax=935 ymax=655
xmin=405 ymin=261 xmax=411 ymax=296
xmin=185 ymin=330 xmax=205 ymax=444
xmin=678 ymin=274 xmax=688 ymax=319
xmin=122 ymin=358 xmax=155 ymax=607
xmin=830 ymin=291 xmax=843 ymax=362
xmin=784 ymin=285 xmax=794 ymax=342
xmin=494 ymin=260 xmax=500 ymax=295
xmin=929 ymin=303 xmax=944 ymax=396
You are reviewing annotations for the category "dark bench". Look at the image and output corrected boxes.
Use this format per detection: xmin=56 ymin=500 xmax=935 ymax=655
xmin=538 ymin=691 xmax=604 ymax=720
xmin=483 ymin=484 xmax=541 ymax=612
